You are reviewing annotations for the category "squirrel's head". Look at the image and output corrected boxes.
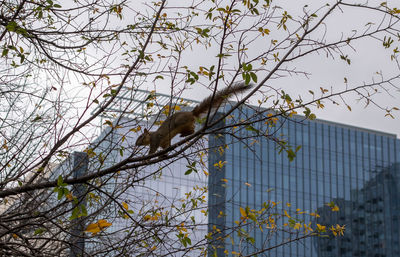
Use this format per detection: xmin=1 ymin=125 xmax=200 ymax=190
xmin=135 ymin=128 xmax=151 ymax=146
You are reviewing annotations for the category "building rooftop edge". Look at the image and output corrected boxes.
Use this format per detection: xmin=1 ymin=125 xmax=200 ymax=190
xmin=227 ymin=101 xmax=399 ymax=139
xmin=305 ymin=115 xmax=398 ymax=139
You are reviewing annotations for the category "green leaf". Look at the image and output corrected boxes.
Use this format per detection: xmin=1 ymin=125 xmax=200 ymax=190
xmin=80 ymin=204 xmax=88 ymax=217
xmin=57 ymin=188 xmax=64 ymax=200
xmin=303 ymin=107 xmax=311 ymax=116
xmin=57 ymin=175 xmax=64 ymax=187
xmin=286 ymin=149 xmax=296 ymax=162
xmin=2 ymin=48 xmax=9 ymax=57
xmin=185 ymin=236 xmax=192 ymax=246
xmin=250 ymin=72 xmax=257 ymax=83
xmin=245 ymin=73 xmax=251 ymax=85
xmin=70 ymin=206 xmax=79 ymax=220
xmin=34 ymin=228 xmax=45 ymax=235
xmin=185 ymin=161 xmax=197 ymax=175
xmin=19 ymin=54 xmax=25 ymax=64
xmin=15 ymin=27 xmax=28 ymax=36
xmin=32 ymin=115 xmax=42 ymax=122
xmin=216 ymin=53 xmax=232 ymax=58
xmin=6 ymin=21 xmax=18 ymax=32
xmin=247 ymin=236 xmax=255 ymax=244
xmin=245 ymin=125 xmax=260 ymax=134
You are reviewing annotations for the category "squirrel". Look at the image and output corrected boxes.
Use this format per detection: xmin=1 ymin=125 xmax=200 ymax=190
xmin=135 ymin=82 xmax=252 ymax=154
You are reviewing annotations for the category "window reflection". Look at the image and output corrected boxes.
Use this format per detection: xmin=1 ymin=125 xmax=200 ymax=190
xmin=208 ymin=108 xmax=400 ymax=257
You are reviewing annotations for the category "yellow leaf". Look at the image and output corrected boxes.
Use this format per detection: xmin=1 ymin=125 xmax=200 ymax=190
xmin=309 ymin=212 xmax=320 ymax=218
xmin=330 ymin=224 xmax=345 ymax=236
xmin=130 ymin=126 xmax=142 ymax=133
xmin=391 ymin=8 xmax=400 ymax=14
xmin=66 ymin=193 xmax=74 ymax=201
xmin=330 ymin=225 xmax=338 ymax=236
xmin=103 ymin=120 xmax=113 ymax=127
xmin=317 ymin=223 xmax=326 ymax=232
xmin=213 ymin=160 xmax=227 ymax=168
xmin=97 ymin=219 xmax=112 ymax=228
xmin=245 ymin=182 xmax=251 ymax=187
xmin=294 ymin=223 xmax=301 ymax=230
xmin=2 ymin=140 xmax=8 ymax=150
xmin=85 ymin=219 xmax=112 ymax=235
xmin=326 ymin=202 xmax=339 ymax=212
xmin=303 ymin=222 xmax=314 ymax=234
xmin=284 ymin=210 xmax=291 ymax=218
xmin=239 ymin=207 xmax=247 ymax=218
xmin=122 ymin=202 xmax=129 ymax=211
xmin=83 ymin=148 xmax=97 ymax=158
xmin=85 ymin=223 xmax=101 ymax=235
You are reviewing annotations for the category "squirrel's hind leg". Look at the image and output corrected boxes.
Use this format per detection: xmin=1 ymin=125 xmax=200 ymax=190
xmin=179 ymin=123 xmax=195 ymax=137
xmin=160 ymin=138 xmax=171 ymax=149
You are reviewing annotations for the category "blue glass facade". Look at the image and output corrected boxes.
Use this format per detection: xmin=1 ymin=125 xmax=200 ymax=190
xmin=208 ymin=106 xmax=400 ymax=256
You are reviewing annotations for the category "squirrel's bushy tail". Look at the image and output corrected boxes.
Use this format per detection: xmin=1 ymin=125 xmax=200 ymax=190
xmin=192 ymin=82 xmax=252 ymax=117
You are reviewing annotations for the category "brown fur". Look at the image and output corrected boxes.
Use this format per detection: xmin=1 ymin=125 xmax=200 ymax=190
xmin=135 ymin=83 xmax=251 ymax=154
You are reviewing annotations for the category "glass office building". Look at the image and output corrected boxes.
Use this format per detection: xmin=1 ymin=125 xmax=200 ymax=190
xmin=208 ymin=105 xmax=400 ymax=256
